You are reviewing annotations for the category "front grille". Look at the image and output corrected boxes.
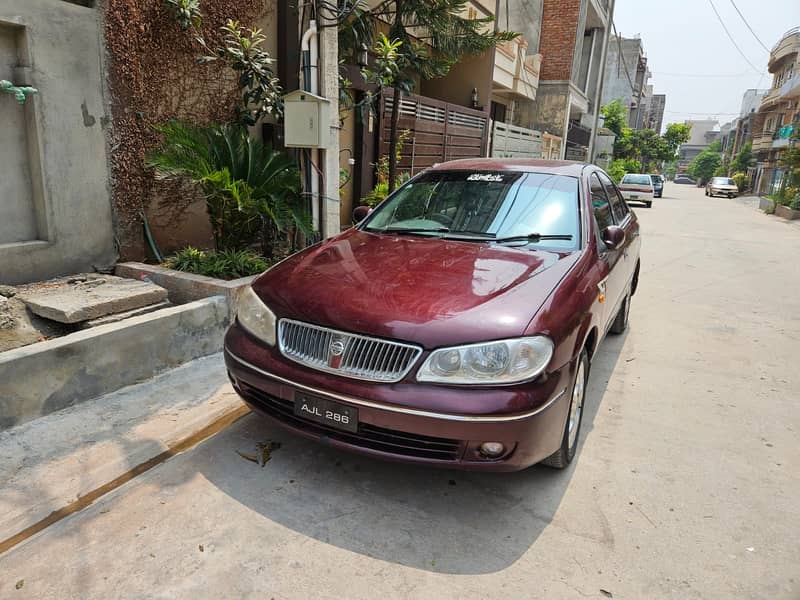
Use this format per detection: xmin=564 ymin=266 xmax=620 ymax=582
xmin=278 ymin=319 xmax=422 ymax=383
xmin=239 ymin=383 xmax=462 ymax=461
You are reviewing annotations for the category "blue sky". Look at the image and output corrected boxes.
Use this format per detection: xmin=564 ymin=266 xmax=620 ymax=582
xmin=613 ymin=0 xmax=800 ymax=130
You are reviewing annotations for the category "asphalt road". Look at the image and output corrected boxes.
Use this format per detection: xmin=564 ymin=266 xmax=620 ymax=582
xmin=2 ymin=184 xmax=798 ymax=599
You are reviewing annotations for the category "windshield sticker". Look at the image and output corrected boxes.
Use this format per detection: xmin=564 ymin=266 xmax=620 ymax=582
xmin=466 ymin=173 xmax=504 ymax=182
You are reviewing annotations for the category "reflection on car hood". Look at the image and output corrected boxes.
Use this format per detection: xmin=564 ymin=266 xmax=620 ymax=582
xmin=253 ymin=229 xmax=580 ymax=348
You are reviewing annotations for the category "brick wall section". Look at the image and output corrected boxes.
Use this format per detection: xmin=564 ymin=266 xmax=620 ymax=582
xmin=539 ymin=0 xmax=581 ymax=81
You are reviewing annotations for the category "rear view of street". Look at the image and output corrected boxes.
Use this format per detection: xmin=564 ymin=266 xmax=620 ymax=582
xmin=1 ymin=184 xmax=798 ymax=599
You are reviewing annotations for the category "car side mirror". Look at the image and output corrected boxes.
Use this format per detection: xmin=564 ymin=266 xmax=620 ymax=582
xmin=602 ymin=225 xmax=626 ymax=251
xmin=353 ymin=205 xmax=372 ymax=222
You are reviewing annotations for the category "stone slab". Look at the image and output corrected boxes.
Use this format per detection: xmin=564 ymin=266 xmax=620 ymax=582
xmin=0 ymin=353 xmax=245 ymax=545
xmin=17 ymin=274 xmax=168 ymax=324
xmin=0 ymin=296 xmax=229 ymax=430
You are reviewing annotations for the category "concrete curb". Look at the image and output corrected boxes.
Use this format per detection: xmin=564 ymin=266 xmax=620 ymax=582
xmin=0 ymin=296 xmax=228 ymax=430
xmin=115 ymin=262 xmax=256 ymax=320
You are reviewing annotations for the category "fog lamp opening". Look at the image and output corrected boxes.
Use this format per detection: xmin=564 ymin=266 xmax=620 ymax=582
xmin=479 ymin=441 xmax=505 ymax=458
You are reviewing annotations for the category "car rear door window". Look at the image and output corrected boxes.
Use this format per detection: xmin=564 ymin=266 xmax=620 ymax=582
xmin=590 ymin=173 xmax=614 ymax=230
xmin=598 ymin=172 xmax=630 ymax=223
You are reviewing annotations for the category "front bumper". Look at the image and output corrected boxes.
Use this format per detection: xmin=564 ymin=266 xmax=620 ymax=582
xmin=710 ymin=188 xmax=737 ymax=195
xmin=224 ymin=323 xmax=574 ymax=471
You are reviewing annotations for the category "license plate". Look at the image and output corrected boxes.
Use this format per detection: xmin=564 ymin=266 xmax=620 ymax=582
xmin=294 ymin=392 xmax=358 ymax=433
xmin=629 ymin=194 xmax=639 ymax=199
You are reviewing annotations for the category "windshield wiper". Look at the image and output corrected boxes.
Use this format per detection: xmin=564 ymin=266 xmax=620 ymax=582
xmin=493 ymin=233 xmax=574 ymax=243
xmin=365 ymin=226 xmax=450 ymax=235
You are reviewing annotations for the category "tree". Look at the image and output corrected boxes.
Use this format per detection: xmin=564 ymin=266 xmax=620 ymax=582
xmin=662 ymin=123 xmax=691 ymax=160
xmin=629 ymin=129 xmax=668 ymax=171
xmin=341 ymin=0 xmax=516 ymax=192
xmin=688 ymin=146 xmax=722 ymax=184
xmin=601 ymin=99 xmax=628 ymax=137
xmin=731 ymin=142 xmax=754 ymax=174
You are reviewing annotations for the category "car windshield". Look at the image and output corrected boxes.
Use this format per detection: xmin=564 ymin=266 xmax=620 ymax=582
xmin=361 ymin=171 xmax=580 ymax=250
xmin=622 ymin=174 xmax=651 ymax=185
xmin=711 ymin=177 xmax=735 ymax=185
xmin=650 ymin=175 xmax=663 ymax=183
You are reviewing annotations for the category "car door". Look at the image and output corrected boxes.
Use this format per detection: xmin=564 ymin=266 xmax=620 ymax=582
xmin=599 ymin=171 xmax=639 ymax=303
xmin=588 ymin=171 xmax=624 ymax=332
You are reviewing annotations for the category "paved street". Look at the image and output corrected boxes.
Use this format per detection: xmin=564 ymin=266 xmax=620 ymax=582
xmin=1 ymin=183 xmax=798 ymax=599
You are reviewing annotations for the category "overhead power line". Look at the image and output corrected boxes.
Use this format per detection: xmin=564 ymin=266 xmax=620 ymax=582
xmin=706 ymin=0 xmax=763 ymax=74
xmin=727 ymin=0 xmax=770 ymax=53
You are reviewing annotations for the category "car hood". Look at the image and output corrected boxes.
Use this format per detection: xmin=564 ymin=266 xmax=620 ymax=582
xmin=253 ymin=229 xmax=580 ymax=348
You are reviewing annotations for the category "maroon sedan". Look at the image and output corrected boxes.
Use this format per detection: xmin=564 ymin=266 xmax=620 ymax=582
xmin=224 ymin=159 xmax=640 ymax=471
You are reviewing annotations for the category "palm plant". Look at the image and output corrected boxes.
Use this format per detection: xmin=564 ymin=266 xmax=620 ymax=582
xmin=146 ymin=122 xmax=311 ymax=257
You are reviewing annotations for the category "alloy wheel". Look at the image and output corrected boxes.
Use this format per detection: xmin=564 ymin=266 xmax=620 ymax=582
xmin=567 ymin=359 xmax=586 ymax=449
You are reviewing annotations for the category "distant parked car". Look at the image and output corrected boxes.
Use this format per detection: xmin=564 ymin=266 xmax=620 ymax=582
xmin=649 ymin=174 xmax=664 ymax=198
xmin=674 ymin=175 xmax=696 ymax=185
xmin=619 ymin=173 xmax=654 ymax=207
xmin=705 ymin=177 xmax=738 ymax=198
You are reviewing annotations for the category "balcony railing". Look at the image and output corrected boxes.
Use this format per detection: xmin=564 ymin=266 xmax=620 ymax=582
xmin=771 ymin=26 xmax=800 ymax=54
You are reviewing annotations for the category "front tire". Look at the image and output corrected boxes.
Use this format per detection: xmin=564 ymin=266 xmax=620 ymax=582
xmin=541 ymin=350 xmax=589 ymax=469
xmin=646 ymin=200 xmax=653 ymax=208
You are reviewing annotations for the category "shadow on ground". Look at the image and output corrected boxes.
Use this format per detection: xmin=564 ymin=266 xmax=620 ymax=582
xmin=194 ymin=331 xmax=628 ymax=575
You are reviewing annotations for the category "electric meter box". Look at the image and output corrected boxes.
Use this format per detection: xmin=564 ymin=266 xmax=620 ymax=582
xmin=283 ymin=90 xmax=331 ymax=148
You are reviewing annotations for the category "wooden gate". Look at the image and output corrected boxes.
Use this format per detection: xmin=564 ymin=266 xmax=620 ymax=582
xmin=378 ymin=88 xmax=489 ymax=175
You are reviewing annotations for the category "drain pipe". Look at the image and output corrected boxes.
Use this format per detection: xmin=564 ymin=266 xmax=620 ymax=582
xmin=588 ymin=0 xmax=616 ymax=164
xmin=300 ymin=20 xmax=321 ymax=233
xmin=300 ymin=20 xmax=318 ymax=94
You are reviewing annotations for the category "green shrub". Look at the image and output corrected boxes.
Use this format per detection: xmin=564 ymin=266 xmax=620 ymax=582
xmin=732 ymin=172 xmax=747 ymax=191
xmin=607 ymin=158 xmax=642 ymax=183
xmin=164 ymin=247 xmax=269 ymax=280
xmin=362 ymin=172 xmax=411 ymax=207
xmin=790 ymin=195 xmax=800 ymax=211
xmin=363 ymin=181 xmax=389 ymax=207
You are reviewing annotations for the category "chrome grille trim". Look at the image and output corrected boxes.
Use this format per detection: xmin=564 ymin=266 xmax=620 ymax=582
xmin=277 ymin=319 xmax=423 ymax=383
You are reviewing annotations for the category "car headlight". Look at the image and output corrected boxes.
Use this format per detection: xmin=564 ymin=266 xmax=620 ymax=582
xmin=237 ymin=286 xmax=277 ymax=346
xmin=416 ymin=336 xmax=554 ymax=385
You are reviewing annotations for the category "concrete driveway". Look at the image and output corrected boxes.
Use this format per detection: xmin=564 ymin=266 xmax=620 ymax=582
xmin=1 ymin=184 xmax=798 ymax=599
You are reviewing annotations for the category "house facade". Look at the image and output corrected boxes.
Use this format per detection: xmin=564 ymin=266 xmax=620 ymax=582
xmin=752 ymin=27 xmax=800 ymax=195
xmin=528 ymin=0 xmax=614 ymax=162
xmin=678 ymin=119 xmax=719 ymax=174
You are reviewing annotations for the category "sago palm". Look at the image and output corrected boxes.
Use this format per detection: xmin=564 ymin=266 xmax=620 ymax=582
xmin=146 ymin=121 xmax=311 ymax=255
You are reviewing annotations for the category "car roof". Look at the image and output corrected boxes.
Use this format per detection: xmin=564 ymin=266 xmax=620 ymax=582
xmin=622 ymin=173 xmax=650 ymax=177
xmin=428 ymin=158 xmax=589 ymax=177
